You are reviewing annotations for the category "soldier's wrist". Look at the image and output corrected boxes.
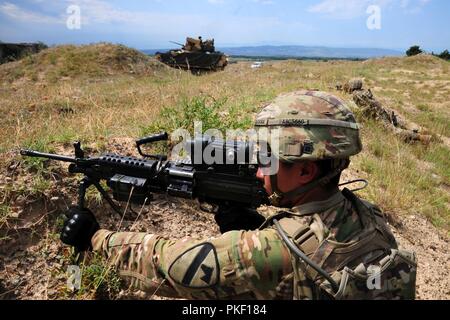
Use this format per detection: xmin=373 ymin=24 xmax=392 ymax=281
xmin=91 ymin=229 xmax=114 ymax=252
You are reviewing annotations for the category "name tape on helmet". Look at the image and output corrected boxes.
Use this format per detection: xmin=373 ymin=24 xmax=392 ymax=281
xmin=255 ymin=118 xmax=359 ymax=130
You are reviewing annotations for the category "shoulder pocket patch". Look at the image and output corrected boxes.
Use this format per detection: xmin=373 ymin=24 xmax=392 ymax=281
xmin=168 ymin=242 xmax=219 ymax=289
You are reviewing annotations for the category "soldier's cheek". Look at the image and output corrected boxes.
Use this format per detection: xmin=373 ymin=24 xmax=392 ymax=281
xmin=256 ymin=169 xmax=273 ymax=195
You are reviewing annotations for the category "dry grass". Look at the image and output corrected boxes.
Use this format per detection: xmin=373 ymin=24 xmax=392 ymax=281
xmin=0 ymin=45 xmax=449 ymax=231
xmin=0 ymin=43 xmax=169 ymax=83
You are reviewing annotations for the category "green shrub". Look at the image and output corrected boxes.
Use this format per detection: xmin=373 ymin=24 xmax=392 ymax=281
xmin=406 ymin=45 xmax=423 ymax=57
xmin=142 ymin=95 xmax=252 ymax=136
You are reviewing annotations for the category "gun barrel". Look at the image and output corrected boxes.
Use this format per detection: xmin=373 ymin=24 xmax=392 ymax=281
xmin=20 ymin=149 xmax=77 ymax=163
xmin=169 ymin=41 xmax=184 ymax=47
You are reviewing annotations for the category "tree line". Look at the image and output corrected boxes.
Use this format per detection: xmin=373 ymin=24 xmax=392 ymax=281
xmin=406 ymin=45 xmax=450 ymax=61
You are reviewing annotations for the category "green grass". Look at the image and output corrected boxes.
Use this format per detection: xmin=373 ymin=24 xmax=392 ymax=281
xmin=31 ymin=176 xmax=52 ymax=195
xmin=21 ymin=139 xmax=56 ymax=172
xmin=419 ymin=145 xmax=450 ymax=183
xmin=141 ymin=95 xmax=253 ymax=137
xmin=75 ymin=253 xmax=123 ymax=299
xmin=354 ymin=120 xmax=449 ymax=229
xmin=46 ymin=251 xmax=123 ymax=300
xmin=53 ymin=250 xmax=123 ymax=300
xmin=0 ymin=204 xmax=11 ymax=227
xmin=1 ymin=46 xmax=449 ymax=231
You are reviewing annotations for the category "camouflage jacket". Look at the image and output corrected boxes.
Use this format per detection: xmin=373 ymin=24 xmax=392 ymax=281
xmin=91 ymin=189 xmax=416 ymax=300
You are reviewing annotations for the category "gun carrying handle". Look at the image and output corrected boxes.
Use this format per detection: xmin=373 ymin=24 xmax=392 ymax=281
xmin=136 ymin=132 xmax=168 ymax=160
xmin=136 ymin=132 xmax=168 ymax=147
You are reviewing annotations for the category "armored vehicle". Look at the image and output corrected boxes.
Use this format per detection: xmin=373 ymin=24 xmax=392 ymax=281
xmin=155 ymin=37 xmax=228 ymax=73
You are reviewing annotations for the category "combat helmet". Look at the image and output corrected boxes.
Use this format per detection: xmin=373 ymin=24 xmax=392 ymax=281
xmin=255 ymin=90 xmax=362 ymax=205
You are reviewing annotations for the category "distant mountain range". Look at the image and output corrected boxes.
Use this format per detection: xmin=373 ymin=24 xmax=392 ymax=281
xmin=142 ymin=45 xmax=403 ymax=59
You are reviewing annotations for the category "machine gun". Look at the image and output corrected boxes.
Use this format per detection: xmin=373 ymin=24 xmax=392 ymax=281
xmin=20 ymin=133 xmax=268 ymax=216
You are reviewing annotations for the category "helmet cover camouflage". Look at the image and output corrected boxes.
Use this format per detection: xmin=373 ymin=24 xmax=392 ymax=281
xmin=255 ymin=90 xmax=362 ymax=162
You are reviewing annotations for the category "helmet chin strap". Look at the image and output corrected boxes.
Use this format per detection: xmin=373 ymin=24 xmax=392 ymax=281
xmin=268 ymin=159 xmax=349 ymax=207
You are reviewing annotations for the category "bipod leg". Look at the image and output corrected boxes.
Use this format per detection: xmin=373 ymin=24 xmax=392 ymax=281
xmin=92 ymin=180 xmax=122 ymax=216
xmin=77 ymin=177 xmax=93 ymax=210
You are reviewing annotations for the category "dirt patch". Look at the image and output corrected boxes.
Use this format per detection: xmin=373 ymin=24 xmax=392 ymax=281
xmin=414 ymin=80 xmax=450 ymax=89
xmin=392 ymin=214 xmax=449 ymax=300
xmin=390 ymin=69 xmax=420 ymax=75
xmin=0 ymin=195 xmax=219 ymax=300
xmin=438 ymin=135 xmax=450 ymax=149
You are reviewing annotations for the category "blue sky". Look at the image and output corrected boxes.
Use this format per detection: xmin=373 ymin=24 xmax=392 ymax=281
xmin=0 ymin=0 xmax=448 ymax=51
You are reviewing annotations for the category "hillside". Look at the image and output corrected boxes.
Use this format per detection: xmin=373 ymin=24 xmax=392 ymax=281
xmin=0 ymin=43 xmax=169 ymax=83
xmin=0 ymin=45 xmax=448 ymax=300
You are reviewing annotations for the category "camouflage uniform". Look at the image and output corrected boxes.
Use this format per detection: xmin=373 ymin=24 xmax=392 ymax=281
xmin=92 ymin=190 xmax=415 ymax=300
xmin=352 ymin=89 xmax=432 ymax=144
xmin=91 ymin=90 xmax=417 ymax=300
xmin=341 ymin=78 xmax=363 ymax=94
xmin=92 ymin=192 xmax=359 ymax=299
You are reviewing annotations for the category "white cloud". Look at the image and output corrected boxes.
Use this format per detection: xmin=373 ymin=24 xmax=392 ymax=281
xmin=207 ymin=0 xmax=225 ymax=4
xmin=250 ymin=0 xmax=275 ymax=5
xmin=0 ymin=1 xmax=63 ymax=23
xmin=64 ymin=0 xmax=135 ymax=24
xmin=0 ymin=0 xmax=314 ymax=47
xmin=400 ymin=0 xmax=410 ymax=8
xmin=308 ymin=0 xmax=392 ymax=19
xmin=308 ymin=0 xmax=431 ymax=19
xmin=208 ymin=0 xmax=275 ymax=6
xmin=404 ymin=0 xmax=431 ymax=13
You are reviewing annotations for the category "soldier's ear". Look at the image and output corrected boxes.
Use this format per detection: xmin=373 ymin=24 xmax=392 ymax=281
xmin=298 ymin=161 xmax=319 ymax=184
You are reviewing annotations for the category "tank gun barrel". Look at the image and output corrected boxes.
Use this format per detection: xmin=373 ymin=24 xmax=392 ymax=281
xmin=169 ymin=41 xmax=184 ymax=47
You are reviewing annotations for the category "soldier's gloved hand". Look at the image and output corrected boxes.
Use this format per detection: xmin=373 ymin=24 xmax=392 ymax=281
xmin=60 ymin=207 xmax=99 ymax=252
xmin=215 ymin=204 xmax=265 ymax=233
